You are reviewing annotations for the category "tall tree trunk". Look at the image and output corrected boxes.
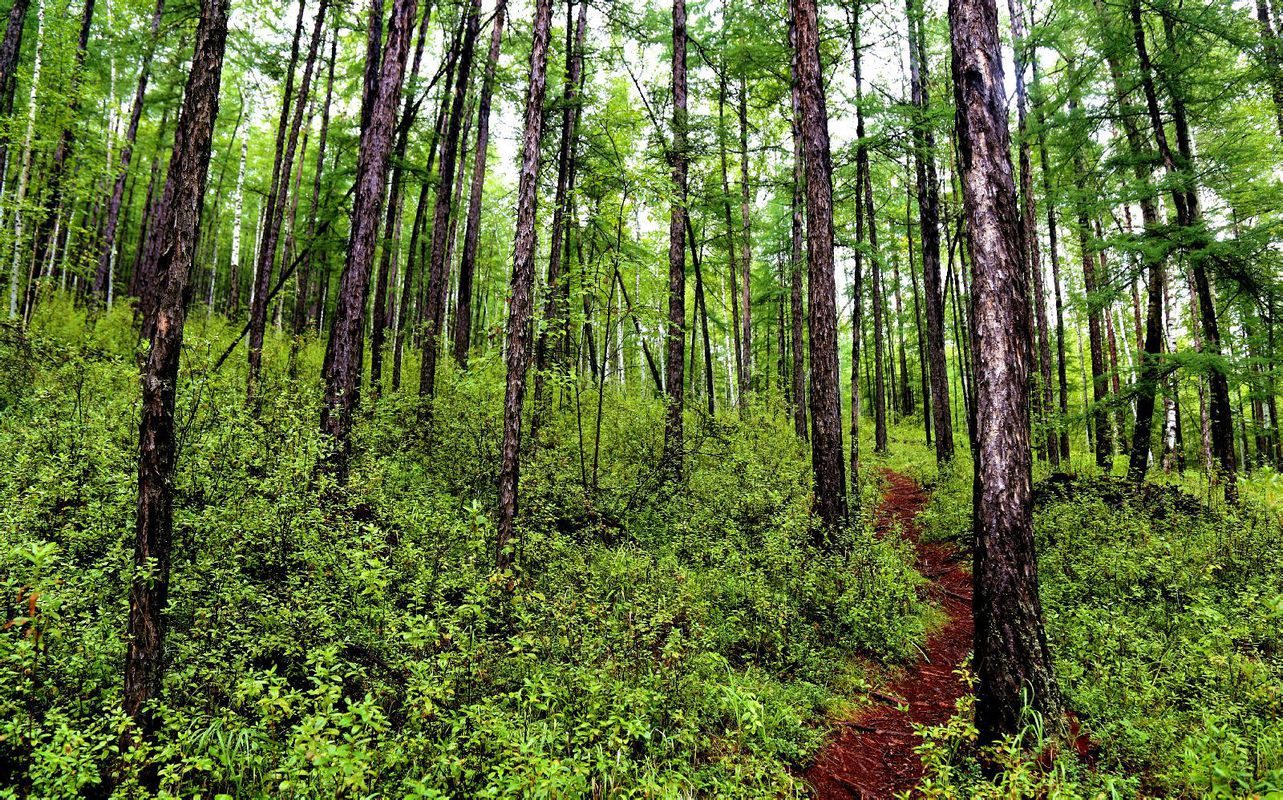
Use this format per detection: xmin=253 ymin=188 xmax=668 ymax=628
xmin=866 ymin=162 xmax=888 ymax=453
xmin=533 ymin=0 xmax=589 ymax=420
xmin=6 ymin=0 xmax=43 ymax=320
xmin=453 ymin=0 xmax=506 ymax=367
xmin=788 ymin=5 xmax=808 ymax=440
xmin=738 ymin=77 xmax=753 ymax=392
xmin=1130 ymin=0 xmax=1238 ymax=501
xmin=1256 ymin=0 xmax=1283 ymax=139
xmin=320 ymin=0 xmax=420 ymax=474
xmin=846 ymin=2 xmax=866 ymax=488
xmin=907 ymin=5 xmax=954 ymax=463
xmin=949 ymin=0 xmax=1061 ymax=743
xmin=248 ymin=0 xmax=328 ymax=399
xmin=292 ymin=26 xmax=337 ymax=344
xmin=124 ymin=0 xmax=228 ymax=755
xmin=717 ymin=74 xmax=744 ymax=405
xmin=662 ymin=0 xmax=687 ymax=480
xmin=1006 ymin=0 xmax=1056 ymax=467
xmin=496 ymin=0 xmax=554 ymax=569
xmin=419 ymin=0 xmax=481 ymax=407
xmin=370 ymin=3 xmax=434 ymax=393
xmin=794 ymin=0 xmax=848 ymax=531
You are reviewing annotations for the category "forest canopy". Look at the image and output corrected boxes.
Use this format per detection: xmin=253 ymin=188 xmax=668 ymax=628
xmin=0 ymin=0 xmax=1281 ymax=794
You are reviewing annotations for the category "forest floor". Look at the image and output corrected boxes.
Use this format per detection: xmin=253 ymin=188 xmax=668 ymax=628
xmin=804 ymin=470 xmax=974 ymax=799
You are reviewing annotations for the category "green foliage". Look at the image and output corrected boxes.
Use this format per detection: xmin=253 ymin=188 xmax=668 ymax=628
xmin=0 ymin=311 xmax=928 ymax=797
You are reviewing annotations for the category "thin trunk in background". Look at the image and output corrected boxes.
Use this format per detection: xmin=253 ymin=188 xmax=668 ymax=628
xmin=496 ymin=0 xmax=555 ymax=569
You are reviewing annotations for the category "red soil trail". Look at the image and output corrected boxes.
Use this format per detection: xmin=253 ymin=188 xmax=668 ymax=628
xmin=804 ymin=469 xmax=974 ymax=799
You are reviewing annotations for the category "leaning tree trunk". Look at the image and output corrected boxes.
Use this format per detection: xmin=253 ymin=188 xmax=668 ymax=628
xmin=496 ymin=0 xmax=555 ymax=569
xmin=320 ymin=0 xmax=420 ymax=474
xmin=793 ymin=0 xmax=848 ymax=533
xmin=908 ymin=0 xmax=953 ymax=464
xmin=949 ymin=0 xmax=1061 ymax=744
xmin=453 ymin=0 xmax=506 ymax=367
xmin=662 ymin=0 xmax=687 ymax=481
xmin=124 ymin=0 xmax=228 ymax=758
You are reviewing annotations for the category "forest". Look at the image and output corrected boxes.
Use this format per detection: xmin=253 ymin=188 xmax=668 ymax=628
xmin=0 ymin=0 xmax=1280 ymax=793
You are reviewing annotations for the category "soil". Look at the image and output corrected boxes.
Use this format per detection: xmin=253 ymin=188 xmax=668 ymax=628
xmin=803 ymin=469 xmax=974 ymax=799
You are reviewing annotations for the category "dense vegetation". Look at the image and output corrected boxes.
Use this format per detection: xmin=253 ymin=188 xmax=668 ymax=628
xmin=0 ymin=0 xmax=1280 ymax=793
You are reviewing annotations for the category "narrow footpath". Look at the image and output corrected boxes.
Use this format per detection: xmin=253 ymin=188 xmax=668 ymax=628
xmin=804 ymin=470 xmax=974 ymax=799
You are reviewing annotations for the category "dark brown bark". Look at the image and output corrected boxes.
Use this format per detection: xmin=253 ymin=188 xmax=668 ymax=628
xmin=124 ymin=0 xmax=228 ymax=751
xmin=794 ymin=0 xmax=848 ymax=533
xmin=453 ymin=0 xmax=506 ymax=367
xmin=949 ymin=0 xmax=1061 ymax=744
xmin=496 ymin=0 xmax=554 ymax=569
xmin=370 ymin=3 xmax=435 ymax=394
xmin=1256 ymin=0 xmax=1283 ymax=139
xmin=0 ymin=0 xmax=30 ymax=116
xmin=92 ymin=0 xmax=165 ymax=298
xmin=320 ymin=0 xmax=420 ymax=472
xmin=663 ymin=0 xmax=687 ymax=480
xmin=419 ymin=0 xmax=481 ymax=407
xmin=292 ymin=25 xmax=338 ymax=345
xmin=908 ymin=0 xmax=954 ymax=464
xmin=1006 ymin=0 xmax=1056 ymax=467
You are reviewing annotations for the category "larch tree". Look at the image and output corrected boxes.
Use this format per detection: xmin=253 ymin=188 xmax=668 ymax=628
xmin=320 ymin=0 xmax=420 ymax=473
xmin=949 ymin=0 xmax=1062 ymax=743
xmin=663 ymin=0 xmax=688 ymax=480
xmin=496 ymin=0 xmax=554 ymax=570
xmin=793 ymin=0 xmax=848 ymax=531
xmin=124 ymin=0 xmax=229 ymax=748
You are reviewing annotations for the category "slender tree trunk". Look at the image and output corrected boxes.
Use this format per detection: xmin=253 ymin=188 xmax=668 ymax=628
xmin=1256 ymin=0 xmax=1283 ymax=139
xmin=846 ymin=2 xmax=866 ymax=488
xmin=718 ymin=76 xmax=744 ymax=406
xmin=949 ymin=0 xmax=1061 ymax=743
xmin=867 ymin=163 xmax=888 ymax=452
xmin=496 ymin=0 xmax=554 ymax=569
xmin=419 ymin=0 xmax=481 ymax=407
xmin=6 ymin=0 xmax=43 ymax=320
xmin=662 ymin=0 xmax=687 ymax=480
xmin=794 ymin=0 xmax=848 ymax=531
xmin=292 ymin=27 xmax=337 ymax=345
xmin=320 ymin=0 xmax=420 ymax=474
xmin=533 ymin=0 xmax=589 ymax=420
xmin=124 ymin=0 xmax=228 ymax=757
xmin=453 ymin=0 xmax=506 ymax=367
xmin=738 ymin=77 xmax=753 ymax=392
xmin=248 ymin=0 xmax=328 ymax=399
xmin=907 ymin=8 xmax=954 ymax=463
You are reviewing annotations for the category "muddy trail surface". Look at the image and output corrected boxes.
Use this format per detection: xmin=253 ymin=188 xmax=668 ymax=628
xmin=804 ymin=469 xmax=973 ymax=799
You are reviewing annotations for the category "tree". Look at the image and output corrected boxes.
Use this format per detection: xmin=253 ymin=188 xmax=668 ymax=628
xmin=320 ymin=0 xmax=420 ymax=472
xmin=663 ymin=0 xmax=687 ymax=480
xmin=793 ymin=0 xmax=848 ymax=532
xmin=453 ymin=0 xmax=506 ymax=367
xmin=496 ymin=0 xmax=554 ymax=570
xmin=949 ymin=0 xmax=1061 ymax=743
xmin=908 ymin=0 xmax=954 ymax=465
xmin=124 ymin=0 xmax=229 ymax=750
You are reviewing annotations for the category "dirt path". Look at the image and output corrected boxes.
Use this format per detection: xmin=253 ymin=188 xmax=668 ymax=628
xmin=804 ymin=469 xmax=974 ymax=799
